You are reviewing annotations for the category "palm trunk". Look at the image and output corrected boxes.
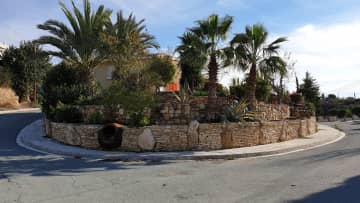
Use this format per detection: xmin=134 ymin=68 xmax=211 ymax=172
xmin=247 ymin=63 xmax=257 ymax=110
xmin=80 ymin=67 xmax=97 ymax=95
xmin=207 ymin=54 xmax=218 ymax=110
xmin=279 ymin=75 xmax=284 ymax=104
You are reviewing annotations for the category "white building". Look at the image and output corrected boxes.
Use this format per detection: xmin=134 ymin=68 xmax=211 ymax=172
xmin=0 ymin=42 xmax=9 ymax=58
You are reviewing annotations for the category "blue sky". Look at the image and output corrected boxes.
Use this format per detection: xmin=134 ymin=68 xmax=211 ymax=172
xmin=1 ymin=0 xmax=360 ymax=97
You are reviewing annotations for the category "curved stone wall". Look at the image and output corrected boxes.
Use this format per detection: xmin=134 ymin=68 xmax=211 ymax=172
xmin=46 ymin=117 xmax=317 ymax=152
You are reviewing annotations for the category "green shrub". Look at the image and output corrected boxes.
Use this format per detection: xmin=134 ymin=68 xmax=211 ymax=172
xmin=328 ymin=108 xmax=338 ymax=117
xmin=203 ymin=82 xmax=228 ymax=97
xmin=53 ymin=104 xmax=83 ymax=123
xmin=128 ymin=112 xmax=150 ymax=127
xmin=345 ymin=108 xmax=353 ymax=118
xmin=230 ymin=79 xmax=271 ymax=102
xmin=229 ymin=85 xmax=246 ymax=100
xmin=352 ymin=106 xmax=360 ymax=117
xmin=148 ymin=55 xmax=176 ymax=86
xmin=290 ymin=93 xmax=304 ymax=104
xmin=255 ymin=79 xmax=272 ymax=102
xmin=305 ymin=102 xmax=316 ymax=116
xmin=193 ymin=90 xmax=208 ymax=97
xmin=102 ymin=82 xmax=155 ymax=126
xmin=87 ymin=111 xmax=105 ymax=124
xmin=41 ymin=63 xmax=97 ymax=116
xmin=0 ymin=68 xmax=12 ymax=87
xmin=337 ymin=109 xmax=347 ymax=118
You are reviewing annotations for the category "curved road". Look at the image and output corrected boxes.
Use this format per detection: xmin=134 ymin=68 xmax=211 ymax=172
xmin=1 ymin=112 xmax=360 ymax=203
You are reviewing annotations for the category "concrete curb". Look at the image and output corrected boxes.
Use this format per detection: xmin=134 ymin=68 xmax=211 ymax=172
xmin=17 ymin=119 xmax=346 ymax=161
xmin=0 ymin=108 xmax=41 ymax=115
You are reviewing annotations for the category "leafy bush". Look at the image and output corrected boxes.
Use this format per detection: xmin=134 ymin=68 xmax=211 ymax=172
xmin=305 ymin=102 xmax=316 ymax=116
xmin=223 ymin=100 xmax=256 ymax=122
xmin=345 ymin=108 xmax=353 ymax=118
xmin=230 ymin=79 xmax=271 ymax=102
xmin=255 ymin=79 xmax=272 ymax=102
xmin=128 ymin=112 xmax=150 ymax=128
xmin=148 ymin=55 xmax=176 ymax=86
xmin=352 ymin=106 xmax=360 ymax=117
xmin=229 ymin=85 xmax=246 ymax=100
xmin=0 ymin=68 xmax=12 ymax=87
xmin=204 ymin=82 xmax=228 ymax=97
xmin=52 ymin=104 xmax=83 ymax=123
xmin=337 ymin=109 xmax=347 ymax=118
xmin=102 ymin=82 xmax=155 ymax=127
xmin=336 ymin=108 xmax=352 ymax=118
xmin=290 ymin=93 xmax=304 ymax=104
xmin=328 ymin=109 xmax=338 ymax=117
xmin=87 ymin=111 xmax=105 ymax=124
xmin=193 ymin=90 xmax=208 ymax=97
xmin=41 ymin=63 xmax=97 ymax=116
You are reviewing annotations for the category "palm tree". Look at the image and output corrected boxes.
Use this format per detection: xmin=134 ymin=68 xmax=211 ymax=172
xmin=101 ymin=11 xmax=159 ymax=79
xmin=177 ymin=14 xmax=233 ymax=109
xmin=36 ymin=0 xmax=112 ymax=84
xmin=231 ymin=24 xmax=286 ymax=110
xmin=176 ymin=32 xmax=207 ymax=91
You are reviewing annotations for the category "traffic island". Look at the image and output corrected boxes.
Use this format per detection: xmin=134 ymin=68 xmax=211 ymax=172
xmin=17 ymin=119 xmax=344 ymax=161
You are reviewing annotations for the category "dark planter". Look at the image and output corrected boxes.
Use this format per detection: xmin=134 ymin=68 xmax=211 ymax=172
xmin=98 ymin=123 xmax=123 ymax=150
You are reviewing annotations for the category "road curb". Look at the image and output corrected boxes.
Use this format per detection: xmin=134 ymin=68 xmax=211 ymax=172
xmin=17 ymin=119 xmax=346 ymax=161
xmin=0 ymin=108 xmax=41 ymax=115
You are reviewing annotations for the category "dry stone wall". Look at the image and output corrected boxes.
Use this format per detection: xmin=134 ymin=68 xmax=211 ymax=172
xmin=49 ymin=117 xmax=317 ymax=152
xmin=78 ymin=98 xmax=291 ymax=125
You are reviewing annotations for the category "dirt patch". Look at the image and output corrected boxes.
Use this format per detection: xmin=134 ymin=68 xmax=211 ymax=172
xmin=0 ymin=87 xmax=19 ymax=109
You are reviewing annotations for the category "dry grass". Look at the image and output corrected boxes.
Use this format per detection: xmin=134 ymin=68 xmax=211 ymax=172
xmin=0 ymin=87 xmax=20 ymax=109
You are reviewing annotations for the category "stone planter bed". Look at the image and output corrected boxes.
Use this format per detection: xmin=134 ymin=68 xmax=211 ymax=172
xmin=44 ymin=117 xmax=318 ymax=152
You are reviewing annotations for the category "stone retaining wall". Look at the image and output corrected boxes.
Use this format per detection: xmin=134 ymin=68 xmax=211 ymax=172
xmin=78 ymin=100 xmax=290 ymax=125
xmin=47 ymin=117 xmax=317 ymax=152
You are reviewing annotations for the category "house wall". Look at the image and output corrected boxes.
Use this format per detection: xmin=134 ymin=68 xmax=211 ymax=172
xmin=94 ymin=62 xmax=114 ymax=88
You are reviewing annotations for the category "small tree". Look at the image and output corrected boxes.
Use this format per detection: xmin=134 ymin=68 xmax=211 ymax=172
xmin=1 ymin=42 xmax=50 ymax=102
xmin=299 ymin=72 xmax=321 ymax=114
xmin=148 ymin=55 xmax=176 ymax=88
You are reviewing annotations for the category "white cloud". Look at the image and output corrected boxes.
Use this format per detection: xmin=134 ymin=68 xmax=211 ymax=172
xmin=283 ymin=21 xmax=360 ymax=97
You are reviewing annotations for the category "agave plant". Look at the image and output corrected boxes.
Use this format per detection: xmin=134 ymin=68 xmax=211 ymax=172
xmin=173 ymin=81 xmax=192 ymax=104
xmin=223 ymin=100 xmax=256 ymax=122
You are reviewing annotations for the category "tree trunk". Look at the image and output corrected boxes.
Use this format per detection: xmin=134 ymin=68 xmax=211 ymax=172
xmin=80 ymin=67 xmax=97 ymax=95
xmin=279 ymin=75 xmax=284 ymax=104
xmin=33 ymin=82 xmax=37 ymax=104
xmin=247 ymin=63 xmax=257 ymax=110
xmin=207 ymin=54 xmax=218 ymax=111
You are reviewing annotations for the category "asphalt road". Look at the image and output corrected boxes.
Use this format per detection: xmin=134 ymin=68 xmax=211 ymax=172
xmin=1 ymin=112 xmax=360 ymax=203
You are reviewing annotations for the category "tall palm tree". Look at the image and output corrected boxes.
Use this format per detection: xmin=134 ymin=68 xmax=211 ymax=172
xmin=231 ymin=24 xmax=286 ymax=110
xmin=177 ymin=14 xmax=233 ymax=109
xmin=102 ymin=11 xmax=159 ymax=78
xmin=36 ymin=0 xmax=112 ymax=84
xmin=176 ymin=32 xmax=207 ymax=91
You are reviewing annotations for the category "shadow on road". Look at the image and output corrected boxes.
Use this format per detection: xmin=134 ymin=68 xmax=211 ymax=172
xmin=0 ymin=112 xmax=172 ymax=180
xmin=291 ymin=175 xmax=360 ymax=203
